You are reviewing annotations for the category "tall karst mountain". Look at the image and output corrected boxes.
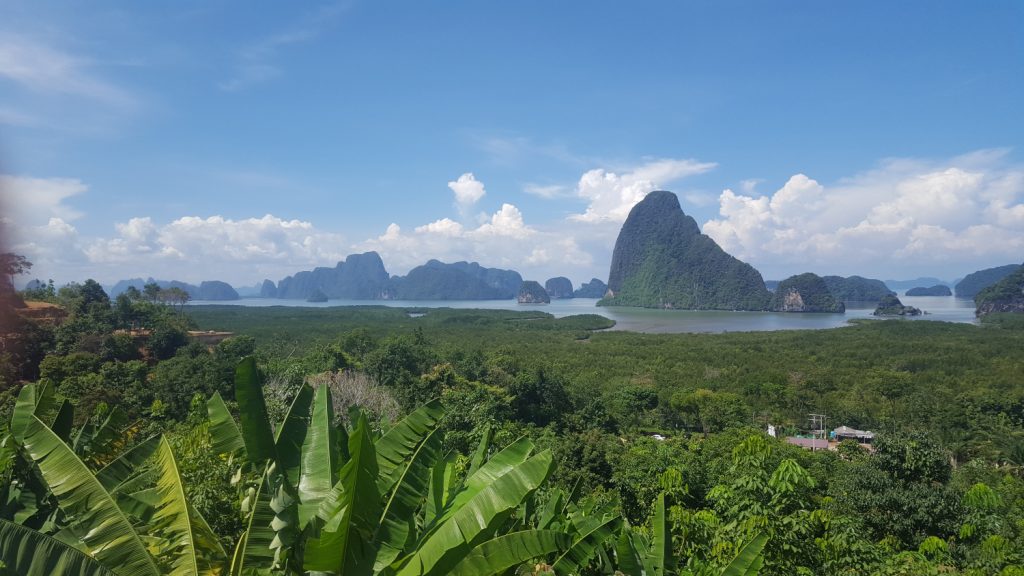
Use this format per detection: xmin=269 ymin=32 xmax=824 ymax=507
xmin=599 ymin=190 xmax=771 ymax=310
xmin=275 ymin=252 xmax=391 ymax=299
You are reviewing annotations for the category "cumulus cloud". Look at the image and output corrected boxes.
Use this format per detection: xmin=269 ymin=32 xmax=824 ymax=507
xmin=1 ymin=174 xmax=87 ymax=225
xmin=448 ymin=173 xmax=486 ymax=214
xmin=5 ymin=193 xmax=350 ymax=284
xmin=570 ymin=158 xmax=717 ymax=222
xmin=703 ymin=150 xmax=1024 ymax=278
xmin=356 ymin=202 xmax=592 ymax=280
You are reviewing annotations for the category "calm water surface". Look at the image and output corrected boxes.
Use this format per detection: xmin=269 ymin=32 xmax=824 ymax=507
xmin=188 ymin=294 xmax=978 ymax=334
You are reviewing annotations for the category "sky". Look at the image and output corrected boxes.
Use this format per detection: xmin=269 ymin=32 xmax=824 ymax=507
xmin=1 ymin=0 xmax=1023 ymax=288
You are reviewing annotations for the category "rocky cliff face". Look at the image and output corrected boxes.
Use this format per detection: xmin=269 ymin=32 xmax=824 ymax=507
xmin=770 ymin=273 xmax=844 ymax=313
xmin=517 ymin=281 xmax=550 ymax=304
xmin=545 ymin=277 xmax=574 ymax=299
xmin=574 ymin=278 xmax=608 ymax=298
xmin=600 ymin=191 xmax=770 ymax=310
xmin=259 ymin=279 xmax=278 ymax=298
xmin=975 ymin=263 xmax=1024 ymax=317
xmin=276 ymin=252 xmax=391 ymax=299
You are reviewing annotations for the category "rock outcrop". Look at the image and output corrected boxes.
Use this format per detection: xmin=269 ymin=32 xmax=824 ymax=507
xmin=306 ymin=288 xmax=328 ymax=303
xmin=906 ymin=285 xmax=952 ymax=297
xmin=599 ymin=191 xmax=770 ymax=310
xmin=545 ymin=277 xmax=574 ymax=299
xmin=770 ymin=273 xmax=845 ymax=313
xmin=873 ymin=294 xmax=922 ymax=317
xmin=517 ymin=281 xmax=550 ymax=304
xmin=259 ymin=279 xmax=278 ymax=298
xmin=573 ymin=278 xmax=608 ymax=298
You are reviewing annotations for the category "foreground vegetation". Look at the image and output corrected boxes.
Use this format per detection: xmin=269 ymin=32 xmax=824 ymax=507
xmin=2 ymin=276 xmax=1024 ymax=574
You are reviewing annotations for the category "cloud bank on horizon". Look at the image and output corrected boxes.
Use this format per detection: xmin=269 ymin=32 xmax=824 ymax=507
xmin=5 ymin=150 xmax=1024 ymax=288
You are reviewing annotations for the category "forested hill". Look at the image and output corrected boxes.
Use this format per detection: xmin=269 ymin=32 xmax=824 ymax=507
xmin=955 ymin=263 xmax=1022 ymax=298
xmin=822 ymin=275 xmax=894 ymax=301
xmin=975 ymin=262 xmax=1024 ymax=317
xmin=770 ymin=273 xmax=845 ymax=312
xmin=600 ymin=191 xmax=770 ymax=310
xmin=906 ymin=285 xmax=953 ymax=296
xmin=389 ymin=259 xmax=524 ymax=300
xmin=107 ymin=278 xmax=240 ymax=300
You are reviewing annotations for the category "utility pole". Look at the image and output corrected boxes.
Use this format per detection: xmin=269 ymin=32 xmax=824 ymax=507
xmin=808 ymin=413 xmax=827 ymax=451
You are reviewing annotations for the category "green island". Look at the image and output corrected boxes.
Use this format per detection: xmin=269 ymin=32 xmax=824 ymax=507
xmin=769 ymin=273 xmax=845 ymax=313
xmin=3 ymin=270 xmax=1024 ymax=575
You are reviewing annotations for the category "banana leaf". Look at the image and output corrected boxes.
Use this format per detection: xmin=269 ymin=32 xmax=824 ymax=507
xmin=552 ymin=514 xmax=622 ymax=575
xmin=375 ymin=399 xmax=443 ymax=495
xmin=150 ymin=437 xmax=227 ymax=575
xmin=614 ymin=521 xmax=644 ymax=576
xmin=18 ymin=414 xmax=159 ymax=576
xmin=231 ymin=463 xmax=295 ymax=576
xmin=423 ymin=436 xmax=535 ymax=536
xmin=50 ymin=400 xmax=75 ymax=442
xmin=720 ymin=533 xmax=768 ymax=576
xmin=398 ymin=450 xmax=555 ymax=576
xmin=449 ymin=530 xmax=571 ymax=576
xmin=0 ymin=518 xmax=114 ymax=576
xmin=466 ymin=425 xmax=493 ymax=478
xmin=537 ymin=488 xmax=565 ymax=530
xmin=11 ymin=382 xmax=58 ymax=440
xmin=374 ymin=425 xmax=443 ymax=571
xmin=234 ymin=357 xmax=276 ymax=464
xmin=648 ymin=493 xmax=673 ymax=575
xmin=304 ymin=413 xmax=381 ymax=574
xmin=297 ymin=384 xmax=334 ymax=527
xmin=275 ymin=383 xmax=313 ymax=491
xmin=80 ymin=408 xmax=134 ymax=470
xmin=95 ymin=435 xmax=160 ymax=493
xmin=207 ymin=392 xmax=245 ymax=459
xmin=423 ymin=451 xmax=458 ymax=528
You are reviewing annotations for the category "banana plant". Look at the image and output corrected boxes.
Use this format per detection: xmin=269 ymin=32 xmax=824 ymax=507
xmin=1 ymin=382 xmax=222 ymax=576
xmin=209 ymin=356 xmax=570 ymax=576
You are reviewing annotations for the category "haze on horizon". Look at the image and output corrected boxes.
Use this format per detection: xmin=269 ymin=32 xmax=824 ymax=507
xmin=1 ymin=1 xmax=1022 ymax=288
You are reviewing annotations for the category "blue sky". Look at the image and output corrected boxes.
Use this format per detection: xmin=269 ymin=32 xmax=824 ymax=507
xmin=2 ymin=1 xmax=1023 ymax=287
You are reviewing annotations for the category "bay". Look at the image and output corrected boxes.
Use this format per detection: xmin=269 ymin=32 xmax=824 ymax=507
xmin=187 ymin=294 xmax=979 ymax=334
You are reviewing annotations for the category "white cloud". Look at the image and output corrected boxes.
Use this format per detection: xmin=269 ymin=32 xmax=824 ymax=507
xmin=357 ymin=202 xmax=592 ymax=281
xmin=703 ymin=150 xmax=1024 ymax=278
xmin=6 ymin=200 xmax=350 ymax=284
xmin=0 ymin=34 xmax=135 ymax=107
xmin=1 ymin=174 xmax=87 ymax=225
xmin=471 ymin=203 xmax=532 ymax=239
xmin=447 ymin=173 xmax=486 ymax=212
xmin=570 ymin=158 xmax=717 ymax=222
xmin=415 ymin=218 xmax=463 ymax=237
xmin=523 ymin=183 xmax=567 ymax=199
